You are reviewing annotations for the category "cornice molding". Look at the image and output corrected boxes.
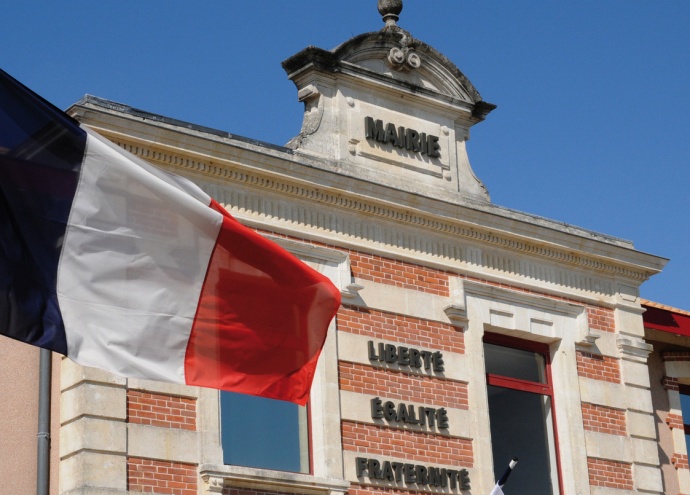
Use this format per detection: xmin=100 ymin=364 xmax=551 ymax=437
xmin=110 ymin=135 xmax=654 ymax=283
xmin=617 ymin=336 xmax=654 ymax=363
xmin=75 ymin=120 xmax=661 ymax=304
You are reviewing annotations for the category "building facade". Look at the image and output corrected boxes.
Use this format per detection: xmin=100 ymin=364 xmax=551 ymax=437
xmin=3 ymin=5 xmax=689 ymax=495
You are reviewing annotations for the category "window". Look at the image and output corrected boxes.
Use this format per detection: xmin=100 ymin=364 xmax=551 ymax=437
xmin=679 ymin=384 xmax=690 ymax=454
xmin=220 ymin=392 xmax=310 ymax=473
xmin=484 ymin=333 xmax=562 ymax=494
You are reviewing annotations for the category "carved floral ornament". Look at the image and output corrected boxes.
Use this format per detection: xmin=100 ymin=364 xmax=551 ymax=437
xmin=378 ymin=0 xmax=421 ymax=72
xmin=201 ymin=473 xmax=224 ymax=493
xmin=387 ymin=34 xmax=421 ymax=72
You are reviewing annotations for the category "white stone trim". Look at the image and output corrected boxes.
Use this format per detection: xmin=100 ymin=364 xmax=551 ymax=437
xmin=341 ymin=277 xmax=455 ymax=325
xmin=634 ymin=463 xmax=664 ymax=493
xmin=59 ymin=452 xmax=127 ymax=493
xmin=664 ymin=360 xmax=690 ymax=379
xmin=578 ymin=379 xmax=628 ymax=410
xmin=60 ymin=418 xmax=126 ymax=459
xmin=464 ymin=289 xmax=591 ymax=495
xmin=127 ymin=423 xmax=198 ymax=464
xmin=589 ymin=488 xmax=637 ymax=495
xmin=617 ymin=336 xmax=654 ymax=362
xmin=461 ymin=279 xmax=585 ymax=317
xmin=627 ymin=410 xmax=657 ymax=440
xmin=199 ymin=465 xmax=349 ymax=495
xmin=125 ymin=378 xmax=200 ymax=399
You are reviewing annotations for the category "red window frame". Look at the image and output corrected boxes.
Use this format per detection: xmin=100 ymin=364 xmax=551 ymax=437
xmin=483 ymin=332 xmax=564 ymax=495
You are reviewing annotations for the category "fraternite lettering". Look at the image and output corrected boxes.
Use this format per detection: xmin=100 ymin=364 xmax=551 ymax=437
xmin=356 ymin=456 xmax=470 ymax=490
xmin=364 ymin=116 xmax=441 ymax=158
xmin=368 ymin=340 xmax=444 ymax=372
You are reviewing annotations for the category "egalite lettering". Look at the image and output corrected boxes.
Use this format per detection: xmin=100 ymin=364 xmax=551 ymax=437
xmin=368 ymin=340 xmax=444 ymax=372
xmin=364 ymin=116 xmax=441 ymax=158
xmin=371 ymin=397 xmax=449 ymax=428
xmin=356 ymin=457 xmax=470 ymax=491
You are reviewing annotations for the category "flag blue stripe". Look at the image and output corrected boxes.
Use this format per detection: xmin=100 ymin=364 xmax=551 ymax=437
xmin=0 ymin=69 xmax=86 ymax=354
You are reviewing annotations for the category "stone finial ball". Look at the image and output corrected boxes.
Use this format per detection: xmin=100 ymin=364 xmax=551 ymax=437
xmin=378 ymin=0 xmax=403 ymax=18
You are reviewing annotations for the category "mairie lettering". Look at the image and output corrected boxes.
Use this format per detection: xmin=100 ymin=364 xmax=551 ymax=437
xmin=364 ymin=116 xmax=441 ymax=158
xmin=368 ymin=340 xmax=444 ymax=372
xmin=356 ymin=457 xmax=470 ymax=490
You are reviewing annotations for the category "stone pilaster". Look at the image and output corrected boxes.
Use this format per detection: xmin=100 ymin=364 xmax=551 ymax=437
xmin=616 ymin=307 xmax=662 ymax=493
xmin=59 ymin=357 xmax=127 ymax=495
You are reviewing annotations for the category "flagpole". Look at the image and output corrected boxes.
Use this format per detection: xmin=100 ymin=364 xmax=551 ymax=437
xmin=36 ymin=348 xmax=52 ymax=495
xmin=490 ymin=457 xmax=518 ymax=495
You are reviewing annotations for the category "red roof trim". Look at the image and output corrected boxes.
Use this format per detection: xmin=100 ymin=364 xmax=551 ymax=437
xmin=643 ymin=304 xmax=690 ymax=337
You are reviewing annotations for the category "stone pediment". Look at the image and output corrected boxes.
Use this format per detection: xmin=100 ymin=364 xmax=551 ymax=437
xmin=282 ymin=25 xmax=495 ymax=203
xmin=283 ymin=29 xmax=492 ymax=116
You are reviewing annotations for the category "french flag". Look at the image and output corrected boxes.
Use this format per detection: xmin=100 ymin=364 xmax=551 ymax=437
xmin=0 ymin=69 xmax=341 ymax=405
xmin=490 ymin=457 xmax=518 ymax=495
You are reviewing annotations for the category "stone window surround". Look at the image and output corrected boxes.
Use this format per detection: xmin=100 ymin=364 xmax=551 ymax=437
xmin=198 ymin=238 xmax=351 ymax=495
xmin=461 ymin=280 xmax=591 ymax=495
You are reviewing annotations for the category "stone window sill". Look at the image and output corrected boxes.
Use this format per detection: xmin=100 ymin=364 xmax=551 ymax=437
xmin=199 ymin=464 xmax=350 ymax=495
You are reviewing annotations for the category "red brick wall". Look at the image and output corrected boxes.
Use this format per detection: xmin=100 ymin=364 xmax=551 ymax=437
xmin=127 ymin=457 xmax=197 ymax=495
xmin=127 ymin=390 xmax=196 ymax=430
xmin=587 ymin=458 xmax=633 ymax=490
xmin=662 ymin=376 xmax=680 ymax=392
xmin=576 ymin=351 xmax=621 ymax=383
xmin=342 ymin=421 xmax=473 ymax=466
xmin=581 ymin=403 xmax=626 ymax=435
xmin=339 ymin=362 xmax=467 ymax=409
xmin=666 ymin=412 xmax=684 ymax=430
xmin=339 ymin=250 xmax=470 ymax=488
xmin=338 ymin=306 xmax=464 ymax=353
xmin=349 ymin=252 xmax=450 ymax=296
xmin=586 ymin=306 xmax=616 ymax=333
xmin=663 ymin=351 xmax=690 ymax=362
xmin=672 ymin=453 xmax=690 ymax=470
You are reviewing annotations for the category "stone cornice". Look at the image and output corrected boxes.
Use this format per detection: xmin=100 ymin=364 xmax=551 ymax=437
xmin=68 ymin=101 xmax=667 ymax=296
xmin=107 ymin=135 xmax=659 ymax=287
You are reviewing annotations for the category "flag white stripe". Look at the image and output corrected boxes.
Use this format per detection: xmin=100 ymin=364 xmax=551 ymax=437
xmin=58 ymin=130 xmax=221 ymax=382
xmin=489 ymin=485 xmax=504 ymax=495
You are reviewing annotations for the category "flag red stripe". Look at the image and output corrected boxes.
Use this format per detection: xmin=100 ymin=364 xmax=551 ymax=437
xmin=184 ymin=200 xmax=340 ymax=404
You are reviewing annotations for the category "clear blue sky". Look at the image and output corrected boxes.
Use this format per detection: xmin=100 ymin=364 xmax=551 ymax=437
xmin=3 ymin=1 xmax=688 ymax=309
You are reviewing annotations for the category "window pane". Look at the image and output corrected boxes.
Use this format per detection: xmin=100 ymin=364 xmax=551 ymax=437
xmin=487 ymin=385 xmax=558 ymax=494
xmin=680 ymin=392 xmax=690 ymax=418
xmin=221 ymin=391 xmax=309 ymax=473
xmin=484 ymin=343 xmax=546 ymax=383
xmin=680 ymin=391 xmax=690 ymax=454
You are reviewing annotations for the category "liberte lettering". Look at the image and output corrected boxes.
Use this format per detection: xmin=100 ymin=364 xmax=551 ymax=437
xmin=368 ymin=340 xmax=444 ymax=372
xmin=364 ymin=116 xmax=441 ymax=158
xmin=371 ymin=397 xmax=449 ymax=428
xmin=356 ymin=457 xmax=470 ymax=490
